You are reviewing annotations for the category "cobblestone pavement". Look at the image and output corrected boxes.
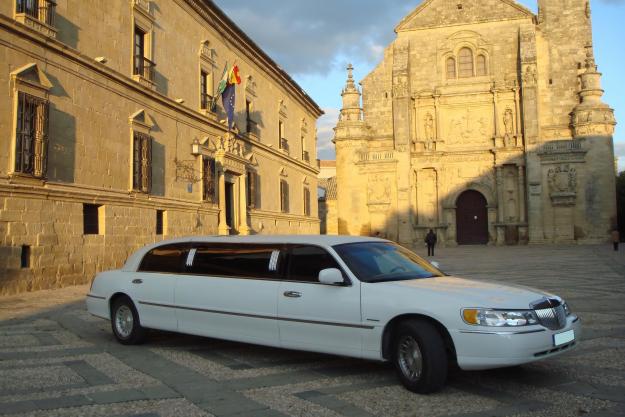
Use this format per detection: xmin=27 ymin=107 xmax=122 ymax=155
xmin=1 ymin=245 xmax=624 ymax=417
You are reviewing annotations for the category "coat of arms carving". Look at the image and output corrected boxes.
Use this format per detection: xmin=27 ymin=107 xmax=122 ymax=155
xmin=547 ymin=165 xmax=577 ymax=195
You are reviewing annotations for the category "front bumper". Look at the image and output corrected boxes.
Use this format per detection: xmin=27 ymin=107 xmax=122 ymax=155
xmin=452 ymin=315 xmax=581 ymax=370
xmin=86 ymin=294 xmax=110 ymax=320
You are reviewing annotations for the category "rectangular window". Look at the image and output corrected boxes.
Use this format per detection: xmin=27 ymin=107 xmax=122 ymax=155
xmin=20 ymin=245 xmax=31 ymax=269
xmin=246 ymin=100 xmax=252 ymax=133
xmin=288 ymin=245 xmax=342 ymax=283
xmin=15 ymin=92 xmax=48 ymax=178
xmin=247 ymin=171 xmax=260 ymax=209
xmin=83 ymin=204 xmax=102 ymax=235
xmin=200 ymin=70 xmax=212 ymax=110
xmin=189 ymin=244 xmax=281 ymax=279
xmin=156 ymin=210 xmax=164 ymax=235
xmin=279 ymin=120 xmax=288 ymax=151
xmin=133 ymin=26 xmax=154 ymax=81
xmin=202 ymin=156 xmax=216 ymax=203
xmin=303 ymin=187 xmax=311 ymax=216
xmin=280 ymin=179 xmax=289 ymax=213
xmin=132 ymin=132 xmax=152 ymax=193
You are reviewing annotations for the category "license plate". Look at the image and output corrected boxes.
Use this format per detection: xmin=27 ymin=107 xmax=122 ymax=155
xmin=554 ymin=330 xmax=575 ymax=347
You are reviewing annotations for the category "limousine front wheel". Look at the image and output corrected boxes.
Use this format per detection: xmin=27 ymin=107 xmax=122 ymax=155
xmin=393 ymin=320 xmax=447 ymax=394
xmin=111 ymin=296 xmax=145 ymax=345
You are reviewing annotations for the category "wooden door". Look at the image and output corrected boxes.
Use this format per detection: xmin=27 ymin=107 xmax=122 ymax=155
xmin=456 ymin=190 xmax=488 ymax=245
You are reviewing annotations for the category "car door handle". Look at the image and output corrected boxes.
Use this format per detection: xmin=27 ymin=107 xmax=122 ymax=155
xmin=132 ymin=279 xmax=143 ymax=284
xmin=283 ymin=291 xmax=301 ymax=298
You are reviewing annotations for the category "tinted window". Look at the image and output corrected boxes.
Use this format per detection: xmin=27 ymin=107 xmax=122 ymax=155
xmin=334 ymin=242 xmax=443 ymax=283
xmin=139 ymin=244 xmax=187 ymax=273
xmin=190 ymin=244 xmax=281 ymax=279
xmin=288 ymin=245 xmax=342 ymax=283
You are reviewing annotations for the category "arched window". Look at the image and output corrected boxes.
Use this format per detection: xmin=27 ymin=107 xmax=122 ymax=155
xmin=476 ymin=54 xmax=487 ymax=76
xmin=446 ymin=57 xmax=456 ymax=79
xmin=458 ymin=48 xmax=474 ymax=78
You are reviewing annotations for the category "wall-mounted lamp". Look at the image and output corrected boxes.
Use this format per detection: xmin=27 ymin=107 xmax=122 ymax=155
xmin=95 ymin=57 xmax=108 ymax=64
xmin=191 ymin=138 xmax=201 ymax=156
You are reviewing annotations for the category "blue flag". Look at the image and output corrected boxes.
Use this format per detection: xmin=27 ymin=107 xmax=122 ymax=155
xmin=222 ymin=83 xmax=236 ymax=131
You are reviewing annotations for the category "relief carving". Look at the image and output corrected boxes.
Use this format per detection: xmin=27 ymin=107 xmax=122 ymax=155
xmin=547 ymin=165 xmax=577 ymax=195
xmin=448 ymin=109 xmax=489 ymax=143
xmin=522 ymin=66 xmax=537 ymax=86
xmin=368 ymin=176 xmax=392 ymax=205
xmin=424 ymin=113 xmax=435 ymax=149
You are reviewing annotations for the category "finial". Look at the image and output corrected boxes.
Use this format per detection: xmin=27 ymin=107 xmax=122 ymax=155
xmin=347 ymin=64 xmax=354 ymax=80
xmin=584 ymin=44 xmax=597 ymax=71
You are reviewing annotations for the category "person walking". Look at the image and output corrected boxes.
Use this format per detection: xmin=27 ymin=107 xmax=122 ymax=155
xmin=425 ymin=229 xmax=437 ymax=257
xmin=612 ymin=228 xmax=620 ymax=252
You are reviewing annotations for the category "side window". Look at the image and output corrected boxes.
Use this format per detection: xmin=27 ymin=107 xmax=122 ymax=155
xmin=139 ymin=244 xmax=187 ymax=273
xmin=190 ymin=244 xmax=281 ymax=279
xmin=288 ymin=245 xmax=342 ymax=283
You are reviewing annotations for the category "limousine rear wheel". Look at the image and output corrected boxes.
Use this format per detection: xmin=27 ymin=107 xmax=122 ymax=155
xmin=393 ymin=320 xmax=447 ymax=394
xmin=111 ymin=296 xmax=145 ymax=345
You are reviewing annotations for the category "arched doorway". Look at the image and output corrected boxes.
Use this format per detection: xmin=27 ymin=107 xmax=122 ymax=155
xmin=456 ymin=190 xmax=488 ymax=245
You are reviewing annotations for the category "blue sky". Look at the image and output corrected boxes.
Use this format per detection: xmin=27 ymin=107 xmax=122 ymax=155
xmin=214 ymin=0 xmax=625 ymax=171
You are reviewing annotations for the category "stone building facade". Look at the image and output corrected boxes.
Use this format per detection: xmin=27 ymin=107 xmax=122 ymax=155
xmin=0 ymin=0 xmax=323 ymax=294
xmin=333 ymin=0 xmax=617 ymax=246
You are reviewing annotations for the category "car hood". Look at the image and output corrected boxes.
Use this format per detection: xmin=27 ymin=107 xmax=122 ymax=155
xmin=380 ymin=276 xmax=555 ymax=309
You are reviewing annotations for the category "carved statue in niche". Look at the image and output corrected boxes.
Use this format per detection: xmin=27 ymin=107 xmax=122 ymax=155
xmin=424 ymin=113 xmax=435 ymax=150
xmin=503 ymin=108 xmax=514 ymax=147
xmin=547 ymin=165 xmax=577 ymax=195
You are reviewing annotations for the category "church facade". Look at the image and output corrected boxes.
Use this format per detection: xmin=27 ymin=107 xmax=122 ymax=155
xmin=333 ymin=0 xmax=617 ymax=246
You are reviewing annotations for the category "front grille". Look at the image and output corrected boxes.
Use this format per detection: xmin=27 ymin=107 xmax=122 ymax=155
xmin=531 ymin=298 xmax=567 ymax=331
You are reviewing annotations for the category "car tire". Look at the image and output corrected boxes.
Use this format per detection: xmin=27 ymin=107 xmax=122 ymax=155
xmin=393 ymin=320 xmax=448 ymax=394
xmin=111 ymin=296 xmax=146 ymax=345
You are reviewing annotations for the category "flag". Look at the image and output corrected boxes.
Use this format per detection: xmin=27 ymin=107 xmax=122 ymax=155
xmin=222 ymin=83 xmax=236 ymax=130
xmin=217 ymin=63 xmax=229 ymax=96
xmin=229 ymin=65 xmax=241 ymax=85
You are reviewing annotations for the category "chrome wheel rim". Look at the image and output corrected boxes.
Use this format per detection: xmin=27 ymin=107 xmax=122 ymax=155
xmin=398 ymin=336 xmax=423 ymax=381
xmin=115 ymin=305 xmax=134 ymax=338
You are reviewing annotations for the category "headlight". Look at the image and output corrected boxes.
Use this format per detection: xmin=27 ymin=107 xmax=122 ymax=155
xmin=562 ymin=302 xmax=572 ymax=316
xmin=462 ymin=308 xmax=539 ymax=327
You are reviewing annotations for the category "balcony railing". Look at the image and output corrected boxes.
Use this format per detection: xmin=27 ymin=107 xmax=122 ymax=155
xmin=201 ymin=93 xmax=214 ymax=111
xmin=302 ymin=150 xmax=310 ymax=162
xmin=280 ymin=138 xmax=289 ymax=154
xmin=16 ymin=0 xmax=56 ymax=26
xmin=133 ymin=55 xmax=155 ymax=83
xmin=246 ymin=119 xmax=260 ymax=139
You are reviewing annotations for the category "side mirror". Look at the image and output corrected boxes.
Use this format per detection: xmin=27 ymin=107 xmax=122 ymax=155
xmin=318 ymin=268 xmax=344 ymax=285
xmin=431 ymin=261 xmax=441 ymax=269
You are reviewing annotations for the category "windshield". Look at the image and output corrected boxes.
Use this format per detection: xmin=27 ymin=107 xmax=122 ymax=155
xmin=333 ymin=242 xmax=444 ymax=283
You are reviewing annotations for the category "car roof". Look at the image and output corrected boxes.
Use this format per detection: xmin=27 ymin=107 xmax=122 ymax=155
xmin=121 ymin=235 xmax=388 ymax=271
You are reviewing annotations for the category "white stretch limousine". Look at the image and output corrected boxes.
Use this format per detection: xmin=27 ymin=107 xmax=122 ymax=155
xmin=87 ymin=235 xmax=580 ymax=393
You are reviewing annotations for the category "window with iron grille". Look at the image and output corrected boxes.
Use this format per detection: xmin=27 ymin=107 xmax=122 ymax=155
xmin=246 ymin=171 xmax=260 ymax=209
xmin=280 ymin=179 xmax=289 ymax=213
xmin=202 ymin=156 xmax=216 ymax=203
xmin=15 ymin=92 xmax=49 ymax=178
xmin=16 ymin=0 xmax=56 ymax=26
xmin=304 ymin=187 xmax=311 ymax=216
xmin=132 ymin=132 xmax=152 ymax=193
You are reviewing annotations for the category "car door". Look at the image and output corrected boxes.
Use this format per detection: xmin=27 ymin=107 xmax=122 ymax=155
xmin=131 ymin=243 xmax=187 ymax=332
xmin=175 ymin=243 xmax=282 ymax=346
xmin=278 ymin=245 xmax=364 ymax=358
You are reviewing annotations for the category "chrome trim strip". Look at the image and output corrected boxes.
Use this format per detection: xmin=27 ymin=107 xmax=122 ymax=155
xmin=459 ymin=328 xmax=547 ymax=335
xmin=138 ymin=301 xmax=375 ymax=330
xmin=86 ymin=294 xmax=106 ymax=300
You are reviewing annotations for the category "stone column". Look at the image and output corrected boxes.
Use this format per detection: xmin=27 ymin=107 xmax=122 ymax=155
xmin=434 ymin=95 xmax=441 ymax=144
xmin=496 ymin=166 xmax=504 ymax=223
xmin=238 ymin=174 xmax=251 ymax=235
xmin=492 ymin=89 xmax=500 ymax=139
xmin=513 ymin=87 xmax=522 ymax=138
xmin=518 ymin=165 xmax=527 ymax=223
xmin=217 ymin=164 xmax=229 ymax=236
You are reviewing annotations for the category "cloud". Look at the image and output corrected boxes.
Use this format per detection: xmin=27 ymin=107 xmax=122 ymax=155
xmin=316 ymin=108 xmax=339 ymax=160
xmin=213 ymin=0 xmax=413 ymax=76
xmin=616 ymin=141 xmax=625 ymax=173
